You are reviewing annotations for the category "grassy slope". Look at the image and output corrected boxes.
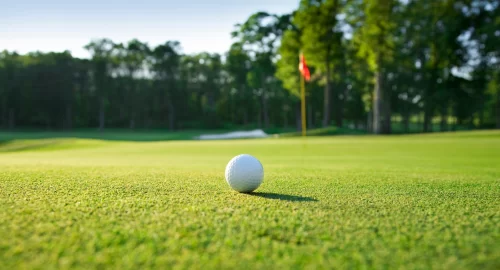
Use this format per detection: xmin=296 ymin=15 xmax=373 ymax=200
xmin=0 ymin=131 xmax=499 ymax=269
xmin=0 ymin=127 xmax=358 ymax=142
xmin=0 ymin=130 xmax=218 ymax=142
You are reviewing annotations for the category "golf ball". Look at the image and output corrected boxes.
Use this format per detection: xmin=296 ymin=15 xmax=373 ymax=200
xmin=225 ymin=154 xmax=264 ymax=193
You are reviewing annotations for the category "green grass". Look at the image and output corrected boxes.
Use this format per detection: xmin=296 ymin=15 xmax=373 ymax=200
xmin=0 ymin=127 xmax=367 ymax=143
xmin=0 ymin=127 xmax=361 ymax=142
xmin=390 ymin=122 xmax=473 ymax=134
xmin=0 ymin=129 xmax=222 ymax=142
xmin=0 ymin=131 xmax=499 ymax=269
xmin=279 ymin=126 xmax=368 ymax=137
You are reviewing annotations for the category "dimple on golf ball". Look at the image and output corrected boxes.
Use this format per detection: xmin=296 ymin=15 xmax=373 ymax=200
xmin=225 ymin=154 xmax=264 ymax=193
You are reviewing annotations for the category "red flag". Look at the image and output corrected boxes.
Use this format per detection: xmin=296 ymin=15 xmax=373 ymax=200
xmin=299 ymin=53 xmax=310 ymax=81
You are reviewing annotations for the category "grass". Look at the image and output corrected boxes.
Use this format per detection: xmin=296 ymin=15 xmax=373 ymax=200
xmin=390 ymin=122 xmax=474 ymax=134
xmin=0 ymin=129 xmax=222 ymax=142
xmin=0 ymin=130 xmax=499 ymax=269
xmin=0 ymin=122 xmax=474 ymax=142
xmin=0 ymin=127 xmax=364 ymax=142
xmin=0 ymin=127 xmax=364 ymax=143
xmin=279 ymin=126 xmax=368 ymax=137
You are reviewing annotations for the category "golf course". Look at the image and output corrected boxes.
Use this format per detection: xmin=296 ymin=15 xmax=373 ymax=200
xmin=0 ymin=130 xmax=499 ymax=269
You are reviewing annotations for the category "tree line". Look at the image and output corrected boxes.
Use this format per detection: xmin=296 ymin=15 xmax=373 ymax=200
xmin=1 ymin=0 xmax=498 ymax=133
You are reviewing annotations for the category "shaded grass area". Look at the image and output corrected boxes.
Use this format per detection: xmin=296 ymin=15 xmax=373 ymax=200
xmin=0 ymin=128 xmax=300 ymax=142
xmin=245 ymin=192 xmax=319 ymax=202
xmin=0 ymin=124 xmax=481 ymax=143
xmin=0 ymin=129 xmax=217 ymax=142
xmin=0 ymin=127 xmax=364 ymax=144
xmin=278 ymin=126 xmax=368 ymax=137
xmin=0 ymin=131 xmax=499 ymax=269
xmin=0 ymin=138 xmax=108 ymax=153
xmin=390 ymin=122 xmax=475 ymax=134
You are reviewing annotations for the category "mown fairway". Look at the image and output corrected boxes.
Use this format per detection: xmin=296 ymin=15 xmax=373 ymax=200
xmin=0 ymin=131 xmax=499 ymax=269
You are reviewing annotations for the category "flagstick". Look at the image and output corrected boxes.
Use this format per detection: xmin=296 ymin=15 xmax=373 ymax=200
xmin=300 ymin=71 xmax=306 ymax=137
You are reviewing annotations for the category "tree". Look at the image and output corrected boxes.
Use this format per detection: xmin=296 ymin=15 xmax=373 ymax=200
xmin=294 ymin=0 xmax=345 ymax=127
xmin=180 ymin=53 xmax=224 ymax=128
xmin=84 ymin=38 xmax=115 ymax=131
xmin=352 ymin=0 xmax=397 ymax=134
xmin=151 ymin=41 xmax=182 ymax=130
xmin=120 ymin=39 xmax=150 ymax=129
xmin=276 ymin=30 xmax=303 ymax=130
xmin=0 ymin=51 xmax=23 ymax=129
xmin=225 ymin=42 xmax=254 ymax=126
xmin=1 ymin=1 xmax=498 ymax=133
xmin=233 ymin=12 xmax=290 ymax=128
xmin=467 ymin=0 xmax=500 ymax=128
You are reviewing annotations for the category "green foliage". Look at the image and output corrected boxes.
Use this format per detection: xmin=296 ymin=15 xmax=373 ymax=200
xmin=353 ymin=0 xmax=397 ymax=71
xmin=0 ymin=1 xmax=499 ymax=132
xmin=276 ymin=30 xmax=301 ymax=98
xmin=278 ymin=126 xmax=367 ymax=137
xmin=1 ymin=132 xmax=500 ymax=268
xmin=295 ymin=0 xmax=342 ymax=76
xmin=231 ymin=12 xmax=296 ymax=128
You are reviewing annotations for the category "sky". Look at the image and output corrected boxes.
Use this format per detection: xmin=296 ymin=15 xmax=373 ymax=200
xmin=2 ymin=0 xmax=298 ymax=58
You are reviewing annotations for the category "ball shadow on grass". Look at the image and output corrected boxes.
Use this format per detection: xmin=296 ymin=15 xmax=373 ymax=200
xmin=245 ymin=192 xmax=318 ymax=202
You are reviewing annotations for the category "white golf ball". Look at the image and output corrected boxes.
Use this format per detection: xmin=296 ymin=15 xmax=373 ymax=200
xmin=225 ymin=154 xmax=264 ymax=193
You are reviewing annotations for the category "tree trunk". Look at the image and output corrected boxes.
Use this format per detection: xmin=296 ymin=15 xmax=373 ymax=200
xmin=207 ymin=92 xmax=215 ymax=111
xmin=8 ymin=108 xmax=14 ymax=130
xmin=478 ymin=98 xmax=485 ymax=129
xmin=66 ymin=104 xmax=72 ymax=130
xmin=334 ymin=91 xmax=342 ymax=128
xmin=260 ymin=74 xmax=270 ymax=129
xmin=451 ymin=106 xmax=457 ymax=131
xmin=423 ymin=103 xmax=432 ymax=133
xmin=99 ymin=97 xmax=105 ymax=132
xmin=424 ymin=52 xmax=439 ymax=133
xmin=262 ymin=94 xmax=269 ymax=128
xmin=323 ymin=61 xmax=331 ymax=127
xmin=468 ymin=114 xmax=475 ymax=130
xmin=243 ymin=110 xmax=248 ymax=127
xmin=168 ymin=99 xmax=175 ymax=130
xmin=336 ymin=59 xmax=348 ymax=128
xmin=373 ymin=69 xmax=383 ymax=134
xmin=1 ymin=100 xmax=5 ymax=128
xmin=496 ymin=88 xmax=500 ymax=129
xmin=367 ymin=110 xmax=373 ymax=133
xmin=382 ymin=73 xmax=391 ymax=134
xmin=120 ymin=105 xmax=126 ymax=125
xmin=228 ymin=95 xmax=233 ymax=124
xmin=166 ymin=109 xmax=172 ymax=130
xmin=420 ymin=113 xmax=425 ymax=132
xmin=129 ymin=114 xmax=135 ymax=129
xmin=403 ymin=110 xmax=410 ymax=134
xmin=283 ymin=107 xmax=288 ymax=128
xmin=440 ymin=107 xmax=447 ymax=132
xmin=423 ymin=76 xmax=434 ymax=133
xmin=257 ymin=106 xmax=262 ymax=129
xmin=308 ymin=102 xmax=313 ymax=129
xmin=207 ymin=92 xmax=216 ymax=128
xmin=333 ymin=83 xmax=345 ymax=128
xmin=296 ymin=101 xmax=301 ymax=131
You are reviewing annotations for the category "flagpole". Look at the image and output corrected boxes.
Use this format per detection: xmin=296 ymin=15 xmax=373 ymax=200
xmin=300 ymin=66 xmax=306 ymax=137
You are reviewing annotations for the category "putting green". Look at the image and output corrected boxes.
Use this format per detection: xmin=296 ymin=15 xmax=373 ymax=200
xmin=0 ymin=131 xmax=499 ymax=269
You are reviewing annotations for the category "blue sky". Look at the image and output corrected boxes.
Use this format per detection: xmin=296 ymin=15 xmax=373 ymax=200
xmin=2 ymin=0 xmax=298 ymax=58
